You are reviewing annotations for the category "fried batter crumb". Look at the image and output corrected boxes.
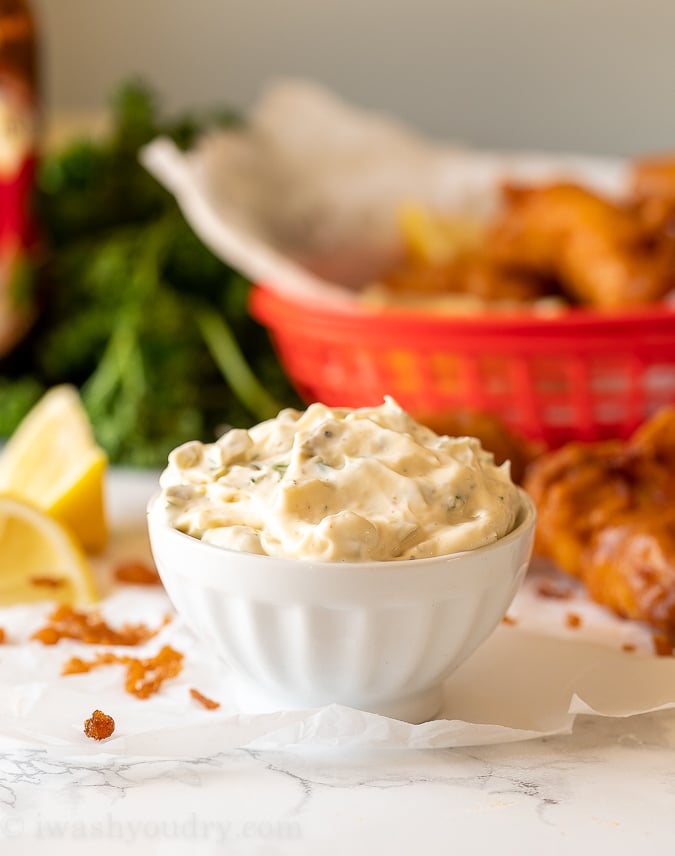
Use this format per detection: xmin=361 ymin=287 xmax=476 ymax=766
xmin=189 ymin=688 xmax=221 ymax=710
xmin=84 ymin=709 xmax=115 ymax=741
xmin=63 ymin=645 xmax=184 ymax=699
xmin=565 ymin=612 xmax=582 ymax=629
xmin=126 ymin=646 xmax=184 ymax=699
xmin=537 ymin=579 xmax=574 ymax=600
xmin=0 ymin=627 xmax=5 ymax=644
xmin=30 ymin=576 xmax=66 ymax=589
xmin=501 ymin=614 xmax=518 ymax=626
xmin=652 ymin=633 xmax=673 ymax=657
xmin=622 ymin=643 xmax=637 ymax=653
xmin=31 ymin=605 xmax=170 ymax=646
xmin=114 ymin=560 xmax=162 ymax=586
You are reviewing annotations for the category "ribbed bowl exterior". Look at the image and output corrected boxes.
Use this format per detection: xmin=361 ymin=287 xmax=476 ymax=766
xmin=148 ymin=491 xmax=536 ymax=720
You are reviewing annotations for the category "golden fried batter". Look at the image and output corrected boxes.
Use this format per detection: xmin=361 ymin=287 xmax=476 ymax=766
xmin=630 ymin=154 xmax=675 ymax=234
xmin=189 ymin=687 xmax=221 ymax=710
xmin=64 ymin=645 xmax=184 ymax=700
xmin=114 ymin=559 xmax=162 ymax=586
xmin=380 ymin=156 xmax=675 ymax=308
xmin=380 ymin=253 xmax=550 ymax=304
xmin=583 ymin=508 xmax=675 ymax=631
xmin=631 ymin=405 xmax=675 ymax=466
xmin=84 ymin=709 xmax=115 ymax=741
xmin=31 ymin=604 xmax=170 ymax=646
xmin=487 ymin=183 xmax=675 ymax=306
xmin=524 ymin=408 xmax=675 ymax=633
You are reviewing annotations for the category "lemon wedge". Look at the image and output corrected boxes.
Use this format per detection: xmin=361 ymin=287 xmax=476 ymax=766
xmin=0 ymin=385 xmax=108 ymax=552
xmin=0 ymin=494 xmax=99 ymax=606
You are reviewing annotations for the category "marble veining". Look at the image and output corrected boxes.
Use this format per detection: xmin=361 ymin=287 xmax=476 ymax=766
xmin=2 ymin=712 xmax=675 ymax=854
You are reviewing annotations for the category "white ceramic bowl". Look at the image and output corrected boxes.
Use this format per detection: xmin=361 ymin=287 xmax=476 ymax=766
xmin=147 ymin=490 xmax=536 ymax=723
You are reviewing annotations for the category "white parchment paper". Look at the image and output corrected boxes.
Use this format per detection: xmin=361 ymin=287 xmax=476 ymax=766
xmin=140 ymin=78 xmax=628 ymax=302
xmin=0 ymin=469 xmax=673 ymax=757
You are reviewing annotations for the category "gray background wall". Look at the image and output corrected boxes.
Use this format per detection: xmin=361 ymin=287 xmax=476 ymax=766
xmin=33 ymin=0 xmax=675 ymax=157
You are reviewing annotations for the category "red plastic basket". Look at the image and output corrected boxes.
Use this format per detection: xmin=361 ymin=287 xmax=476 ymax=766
xmin=250 ymin=286 xmax=675 ymax=448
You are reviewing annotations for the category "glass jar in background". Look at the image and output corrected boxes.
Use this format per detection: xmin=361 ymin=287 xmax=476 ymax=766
xmin=0 ymin=0 xmax=38 ymax=356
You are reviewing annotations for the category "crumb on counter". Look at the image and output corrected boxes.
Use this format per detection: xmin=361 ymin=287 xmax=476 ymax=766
xmin=30 ymin=576 xmax=66 ymax=589
xmin=536 ymin=579 xmax=574 ymax=600
xmin=501 ymin=614 xmax=518 ymax=626
xmin=189 ymin=688 xmax=221 ymax=710
xmin=622 ymin=642 xmax=637 ymax=653
xmin=31 ymin=605 xmax=170 ymax=646
xmin=84 ymin=709 xmax=115 ymax=741
xmin=114 ymin=560 xmax=162 ymax=586
xmin=565 ymin=612 xmax=582 ymax=629
xmin=652 ymin=633 xmax=673 ymax=657
xmin=64 ymin=645 xmax=184 ymax=699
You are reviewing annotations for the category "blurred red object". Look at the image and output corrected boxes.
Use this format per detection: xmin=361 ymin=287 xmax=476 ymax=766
xmin=250 ymin=286 xmax=675 ymax=448
xmin=0 ymin=0 xmax=39 ymax=356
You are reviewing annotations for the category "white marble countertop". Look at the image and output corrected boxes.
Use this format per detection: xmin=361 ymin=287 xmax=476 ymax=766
xmin=2 ymin=708 xmax=675 ymax=855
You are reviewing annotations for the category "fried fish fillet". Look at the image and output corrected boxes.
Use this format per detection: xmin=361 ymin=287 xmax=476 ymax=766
xmin=380 ymin=153 xmax=675 ymax=308
xmin=486 ymin=183 xmax=675 ymax=307
xmin=630 ymin=154 xmax=675 ymax=234
xmin=379 ymin=253 xmax=551 ymax=304
xmin=583 ymin=508 xmax=675 ymax=631
xmin=524 ymin=408 xmax=675 ymax=633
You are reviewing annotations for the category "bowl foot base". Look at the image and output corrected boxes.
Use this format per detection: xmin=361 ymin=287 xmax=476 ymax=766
xmin=361 ymin=685 xmax=444 ymax=724
xmin=231 ymin=677 xmax=444 ymax=725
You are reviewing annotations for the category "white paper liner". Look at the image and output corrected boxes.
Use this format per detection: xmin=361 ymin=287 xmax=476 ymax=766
xmin=140 ymin=78 xmax=629 ymax=303
xmin=0 ymin=469 xmax=673 ymax=758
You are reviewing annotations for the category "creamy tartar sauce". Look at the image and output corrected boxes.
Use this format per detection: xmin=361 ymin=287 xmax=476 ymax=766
xmin=158 ymin=398 xmax=520 ymax=562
